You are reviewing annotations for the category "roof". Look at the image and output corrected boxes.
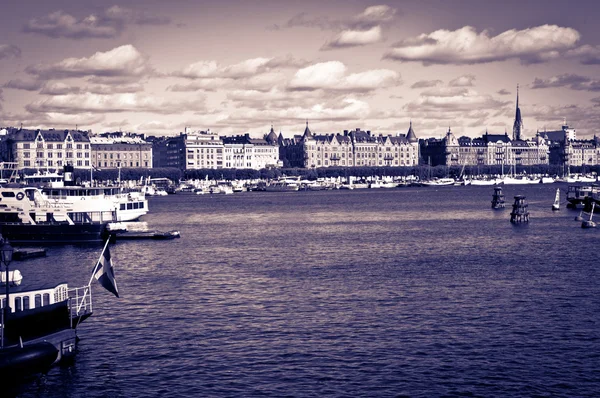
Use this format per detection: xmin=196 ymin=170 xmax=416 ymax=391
xmin=406 ymin=122 xmax=418 ymax=143
xmin=8 ymin=129 xmax=90 ymax=142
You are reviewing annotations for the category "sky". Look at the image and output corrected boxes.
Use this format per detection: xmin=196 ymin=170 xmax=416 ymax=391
xmin=1 ymin=0 xmax=599 ymax=139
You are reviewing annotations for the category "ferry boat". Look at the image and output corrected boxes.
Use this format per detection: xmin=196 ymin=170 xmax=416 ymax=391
xmin=0 ymin=237 xmax=118 ymax=382
xmin=566 ymin=185 xmax=599 ymax=209
xmin=41 ymin=185 xmax=148 ymax=222
xmin=0 ymin=185 xmax=115 ymax=244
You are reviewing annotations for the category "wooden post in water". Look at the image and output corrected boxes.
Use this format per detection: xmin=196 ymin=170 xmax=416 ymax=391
xmin=510 ymin=195 xmax=529 ymax=223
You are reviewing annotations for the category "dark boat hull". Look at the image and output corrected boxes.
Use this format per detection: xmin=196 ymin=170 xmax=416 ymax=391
xmin=0 ymin=342 xmax=59 ymax=382
xmin=0 ymin=223 xmax=108 ymax=245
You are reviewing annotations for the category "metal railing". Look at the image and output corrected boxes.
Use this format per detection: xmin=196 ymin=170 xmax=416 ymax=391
xmin=69 ymin=285 xmax=93 ymax=319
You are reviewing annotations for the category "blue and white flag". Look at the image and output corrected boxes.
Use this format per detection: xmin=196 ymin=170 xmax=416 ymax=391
xmin=93 ymin=244 xmax=119 ymax=298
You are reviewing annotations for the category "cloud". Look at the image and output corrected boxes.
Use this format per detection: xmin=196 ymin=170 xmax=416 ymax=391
xmin=352 ymin=5 xmax=397 ymax=29
xmin=404 ymin=88 xmax=509 ymax=114
xmin=273 ymin=4 xmax=397 ymax=31
xmin=0 ymin=44 xmax=21 ymax=60
xmin=449 ymin=74 xmax=476 ymax=87
xmin=288 ymin=61 xmax=401 ymax=92
xmin=565 ymin=45 xmax=600 ymax=65
xmin=173 ymin=55 xmax=307 ymax=80
xmin=411 ymin=80 xmax=442 ymax=89
xmin=26 ymin=93 xmax=206 ymax=115
xmin=321 ymin=26 xmax=383 ymax=50
xmin=25 ymin=45 xmax=154 ymax=82
xmin=592 ymin=97 xmax=600 ymax=107
xmin=497 ymin=89 xmax=511 ymax=95
xmin=384 ymin=25 xmax=580 ymax=65
xmin=23 ymin=6 xmax=171 ymax=39
xmin=531 ymin=74 xmax=600 ymax=91
xmin=4 ymin=78 xmax=42 ymax=91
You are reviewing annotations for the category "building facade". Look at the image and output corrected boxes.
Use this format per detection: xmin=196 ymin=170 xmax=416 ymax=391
xmin=1 ymin=128 xmax=92 ymax=170
xmin=223 ymin=132 xmax=280 ymax=169
xmin=90 ymin=132 xmax=152 ymax=169
xmin=280 ymin=122 xmax=420 ymax=169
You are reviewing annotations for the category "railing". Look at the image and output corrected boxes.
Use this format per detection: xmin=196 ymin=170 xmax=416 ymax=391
xmin=69 ymin=285 xmax=93 ymax=319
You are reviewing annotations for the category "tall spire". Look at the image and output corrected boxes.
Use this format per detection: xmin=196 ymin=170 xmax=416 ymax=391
xmin=512 ymin=84 xmax=523 ymax=141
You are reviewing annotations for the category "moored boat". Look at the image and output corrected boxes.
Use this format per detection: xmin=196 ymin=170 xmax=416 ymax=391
xmin=0 ymin=237 xmax=119 ymax=382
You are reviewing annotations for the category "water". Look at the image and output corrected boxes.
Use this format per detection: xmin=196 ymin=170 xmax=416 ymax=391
xmin=10 ymin=185 xmax=600 ymax=397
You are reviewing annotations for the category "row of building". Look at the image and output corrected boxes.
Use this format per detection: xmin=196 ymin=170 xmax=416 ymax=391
xmin=0 ymin=90 xmax=598 ymax=171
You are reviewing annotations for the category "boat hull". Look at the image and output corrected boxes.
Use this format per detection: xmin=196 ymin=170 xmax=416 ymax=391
xmin=0 ymin=223 xmax=108 ymax=245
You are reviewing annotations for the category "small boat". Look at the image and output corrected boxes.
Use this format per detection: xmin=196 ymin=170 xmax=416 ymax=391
xmin=421 ymin=178 xmax=455 ymax=187
xmin=491 ymin=187 xmax=505 ymax=209
xmin=582 ymin=203 xmax=597 ymax=228
xmin=551 ymin=188 xmax=560 ymax=211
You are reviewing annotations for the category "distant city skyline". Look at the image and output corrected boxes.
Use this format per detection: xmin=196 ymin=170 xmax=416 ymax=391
xmin=1 ymin=0 xmax=599 ymax=138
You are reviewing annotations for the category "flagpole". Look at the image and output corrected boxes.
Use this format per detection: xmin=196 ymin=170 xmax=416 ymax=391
xmin=77 ymin=238 xmax=110 ymax=314
xmin=87 ymin=238 xmax=111 ymax=288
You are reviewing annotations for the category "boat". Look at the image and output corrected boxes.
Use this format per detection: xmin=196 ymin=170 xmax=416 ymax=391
xmin=0 ymin=237 xmax=118 ymax=382
xmin=552 ymin=188 xmax=560 ymax=211
xmin=421 ymin=178 xmax=455 ymax=187
xmin=264 ymin=178 xmax=300 ymax=192
xmin=491 ymin=187 xmax=506 ymax=209
xmin=0 ymin=185 xmax=115 ymax=245
xmin=541 ymin=176 xmax=556 ymax=184
xmin=503 ymin=176 xmax=540 ymax=185
xmin=566 ymin=185 xmax=599 ymax=209
xmin=582 ymin=203 xmax=597 ymax=228
xmin=471 ymin=178 xmax=501 ymax=186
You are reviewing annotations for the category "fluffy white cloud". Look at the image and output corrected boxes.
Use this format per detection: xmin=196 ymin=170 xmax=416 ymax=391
xmin=322 ymin=26 xmax=383 ymax=50
xmin=0 ymin=44 xmax=21 ymax=59
xmin=289 ymin=61 xmax=401 ymax=91
xmin=174 ymin=56 xmax=306 ymax=80
xmin=384 ymin=25 xmax=580 ymax=65
xmin=23 ymin=6 xmax=170 ymax=39
xmin=26 ymin=45 xmax=154 ymax=81
xmin=26 ymin=92 xmax=206 ymax=115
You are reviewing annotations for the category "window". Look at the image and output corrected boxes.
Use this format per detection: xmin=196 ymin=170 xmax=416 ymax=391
xmin=57 ymin=144 xmax=62 ymax=149
xmin=24 ymin=160 xmax=30 ymax=167
xmin=35 ymin=294 xmax=42 ymax=308
xmin=23 ymin=143 xmax=30 ymax=149
xmin=76 ymin=144 xmax=82 ymax=149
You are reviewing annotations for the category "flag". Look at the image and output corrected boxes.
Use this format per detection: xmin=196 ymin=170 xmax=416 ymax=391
xmin=93 ymin=244 xmax=119 ymax=298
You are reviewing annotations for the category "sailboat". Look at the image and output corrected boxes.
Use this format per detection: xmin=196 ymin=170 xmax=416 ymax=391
xmin=551 ymin=188 xmax=560 ymax=211
xmin=582 ymin=203 xmax=596 ymax=228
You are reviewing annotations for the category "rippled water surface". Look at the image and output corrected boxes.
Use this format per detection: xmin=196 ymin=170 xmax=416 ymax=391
xmin=11 ymin=185 xmax=600 ymax=397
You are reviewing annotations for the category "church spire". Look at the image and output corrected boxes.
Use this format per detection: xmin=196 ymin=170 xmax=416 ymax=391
xmin=512 ymin=84 xmax=523 ymax=141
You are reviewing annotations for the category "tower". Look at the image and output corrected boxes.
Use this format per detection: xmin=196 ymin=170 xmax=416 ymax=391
xmin=512 ymin=84 xmax=523 ymax=141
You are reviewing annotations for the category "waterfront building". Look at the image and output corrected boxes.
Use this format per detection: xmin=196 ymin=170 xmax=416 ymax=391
xmin=419 ymin=89 xmax=550 ymax=168
xmin=90 ymin=132 xmax=152 ymax=169
xmin=223 ymin=131 xmax=281 ymax=169
xmin=0 ymin=127 xmax=91 ymax=170
xmin=280 ymin=122 xmax=419 ymax=168
xmin=541 ymin=121 xmax=599 ymax=172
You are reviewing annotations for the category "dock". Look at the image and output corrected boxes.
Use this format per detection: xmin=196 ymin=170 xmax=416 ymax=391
xmin=114 ymin=230 xmax=180 ymax=241
xmin=13 ymin=248 xmax=47 ymax=261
